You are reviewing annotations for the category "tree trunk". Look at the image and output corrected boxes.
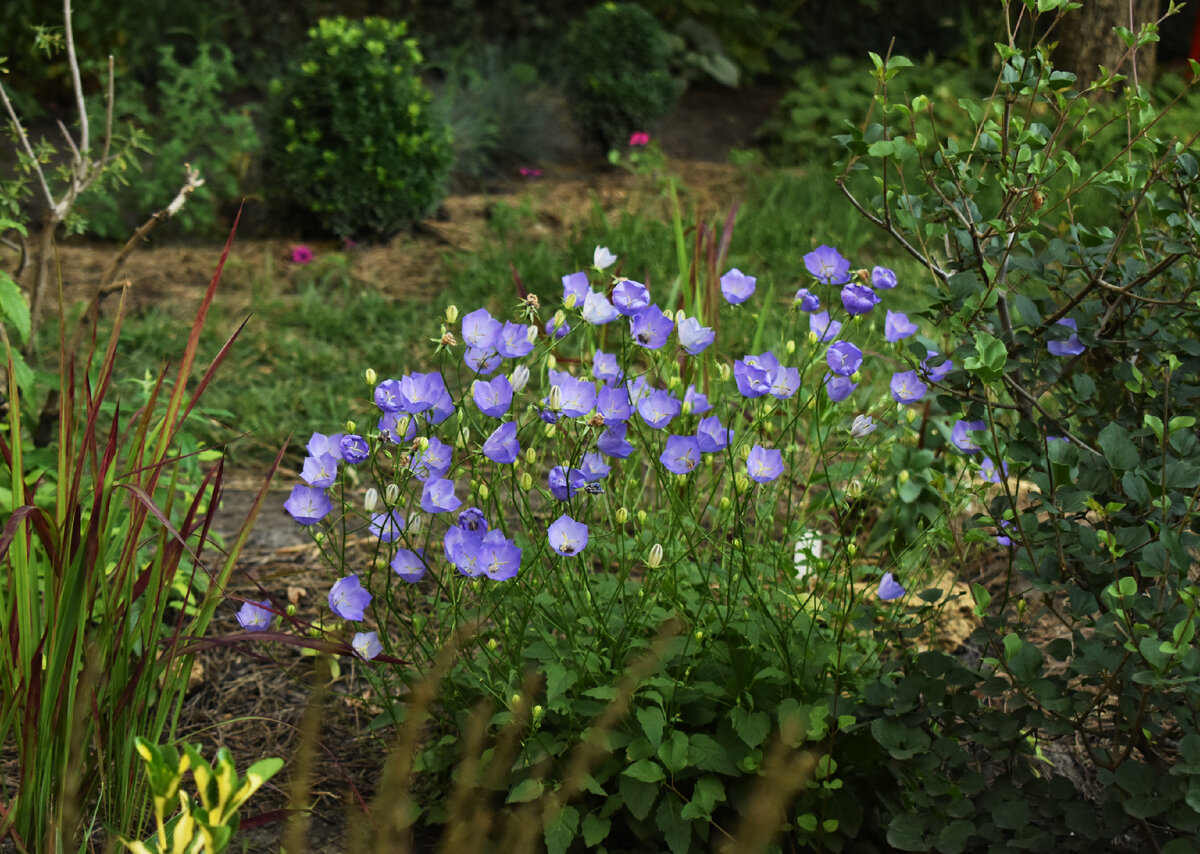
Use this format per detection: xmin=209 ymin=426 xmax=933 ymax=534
xmin=1052 ymin=0 xmax=1159 ymax=90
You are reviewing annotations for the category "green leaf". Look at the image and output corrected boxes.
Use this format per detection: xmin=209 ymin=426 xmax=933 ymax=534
xmin=964 ymin=332 xmax=1007 ymax=381
xmin=618 ymin=775 xmax=658 ymax=822
xmin=887 ymin=813 xmax=927 ymax=850
xmin=971 ymin=583 xmax=991 ymax=615
xmin=1098 ymin=423 xmax=1139 ymax=471
xmin=659 ymin=731 xmax=689 ymax=775
xmin=544 ymin=805 xmax=579 ymax=854
xmin=507 ymin=778 xmax=544 ymax=804
xmin=581 ymin=813 xmax=611 ymax=847
xmin=730 ymin=707 xmax=771 ymax=748
xmin=0 ymin=272 xmax=30 ymax=344
xmin=688 ymin=734 xmax=738 ymax=775
xmin=935 ymin=819 xmax=975 ymax=853
xmin=637 ymin=706 xmax=665 ymax=750
xmin=622 ymin=759 xmax=665 ymax=783
xmin=655 ymin=795 xmax=692 ymax=854
xmin=992 ymin=800 xmax=1030 ymax=829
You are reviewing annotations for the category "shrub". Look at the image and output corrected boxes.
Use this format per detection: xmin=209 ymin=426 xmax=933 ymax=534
xmin=264 ymin=17 xmax=453 ymax=241
xmin=562 ymin=3 xmax=679 ymax=150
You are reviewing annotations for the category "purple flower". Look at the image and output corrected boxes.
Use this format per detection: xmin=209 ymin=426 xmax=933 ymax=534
xmin=352 ymin=631 xmax=383 ymax=661
xmin=549 ymin=466 xmax=587 ymax=501
xmin=841 ymin=283 xmax=880 ymax=316
xmin=369 ymin=510 xmax=406 ymax=543
xmin=890 ymin=370 xmax=927 ymax=404
xmin=291 ymin=245 xmax=314 ymax=264
xmin=473 ymin=374 xmax=514 ymax=418
xmin=378 ymin=411 xmax=417 ymax=444
xmin=340 ymin=434 xmax=370 ymax=464
xmin=284 ymin=484 xmax=333 ymax=525
xmin=498 ymin=321 xmax=535 ymax=358
xmin=720 ymin=268 xmax=756 ymax=304
xmin=921 ymin=351 xmax=953 ymax=382
xmin=300 ymin=453 xmax=339 ymax=488
xmin=580 ymin=451 xmax=611 ymax=482
xmin=734 ymin=352 xmax=779 ymax=398
xmin=696 ymin=416 xmax=732 ymax=453
xmin=329 ymin=574 xmax=372 ymax=621
xmin=629 ymin=305 xmax=674 ymax=349
xmin=409 ymin=436 xmax=452 ymax=481
xmin=683 ymin=384 xmax=711 ymax=415
xmin=480 ymin=531 xmax=522 ymax=580
xmin=995 ymin=520 xmax=1015 ymax=547
xmin=769 ymin=366 xmax=801 ymax=400
xmin=421 ymin=477 xmax=462 ymax=513
xmin=826 ymin=341 xmax=863 ymax=377
xmin=884 ymin=310 xmax=918 ymax=343
xmin=825 ymin=374 xmax=858 ymax=402
xmin=677 ymin=316 xmax=715 ymax=355
xmin=794 ymin=288 xmax=820 ymax=312
xmin=547 ymin=370 xmax=597 ymax=418
xmin=457 ymin=506 xmax=489 ymax=532
xmin=878 ymin=572 xmax=906 ymax=601
xmin=612 ymin=280 xmax=650 ymax=316
xmin=562 ymin=271 xmax=590 ymax=307
xmin=637 ymin=388 xmax=681 ymax=430
xmin=306 ymin=431 xmax=343 ymax=458
xmin=444 ymin=525 xmax=485 ymax=576
xmin=810 ymin=311 xmax=843 ymax=342
xmin=374 ymin=379 xmax=404 ymax=412
xmin=545 ymin=316 xmax=570 ymax=339
xmin=597 ymin=385 xmax=633 ymax=423
xmin=548 ymin=514 xmax=589 ymax=556
xmin=660 ymin=435 xmax=701 ymax=474
xmin=582 ymin=290 xmax=620 ymax=324
xmin=462 ymin=308 xmax=501 ymax=350
xmin=951 ymin=419 xmax=986 ymax=454
xmin=429 ymin=386 xmax=455 ymax=425
xmin=872 ymin=267 xmax=897 ymax=289
xmin=464 ymin=346 xmax=503 ymax=376
xmin=1048 ymin=318 xmax=1085 ymax=357
xmin=391 ymin=548 xmax=427 ymax=582
xmin=746 ymin=445 xmax=784 ymax=483
xmin=804 ymin=245 xmax=851 ymax=285
xmin=236 ymin=599 xmax=273 ymax=632
xmin=399 ymin=372 xmax=448 ymax=414
xmin=483 ymin=422 xmax=520 ymax=464
xmin=625 ymin=375 xmax=653 ymax=405
xmin=593 ymin=350 xmax=624 ymax=385
xmin=597 ymin=423 xmax=635 ymax=458
xmin=980 ymin=457 xmax=1008 ymax=484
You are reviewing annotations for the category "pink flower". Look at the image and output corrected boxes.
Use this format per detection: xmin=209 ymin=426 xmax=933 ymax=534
xmin=629 ymin=132 xmax=650 ymax=146
xmin=519 ymin=167 xmax=543 ymax=179
xmin=291 ymin=245 xmax=314 ymax=264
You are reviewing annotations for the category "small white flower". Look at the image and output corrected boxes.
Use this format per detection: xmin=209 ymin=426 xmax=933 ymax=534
xmin=509 ymin=364 xmax=530 ymax=393
xmin=593 ymin=245 xmax=618 ymax=270
xmin=850 ymin=414 xmax=877 ymax=438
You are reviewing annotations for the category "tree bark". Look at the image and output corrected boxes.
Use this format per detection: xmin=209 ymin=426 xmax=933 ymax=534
xmin=1052 ymin=0 xmax=1160 ymax=90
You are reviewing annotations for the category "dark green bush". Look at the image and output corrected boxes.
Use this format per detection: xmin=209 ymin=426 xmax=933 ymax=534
xmin=264 ymin=16 xmax=453 ymax=240
xmin=562 ymin=2 xmax=679 ymax=150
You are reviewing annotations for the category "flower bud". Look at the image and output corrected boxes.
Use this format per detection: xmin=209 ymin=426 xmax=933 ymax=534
xmin=487 ymin=638 xmax=498 ymax=651
xmin=846 ymin=479 xmax=864 ymax=499
xmin=667 ymin=375 xmax=682 ymax=390
xmin=564 ymin=293 xmax=578 ymax=309
xmin=675 ymin=308 xmax=687 ymax=324
xmin=694 ymin=630 xmax=704 ymax=642
xmin=720 ymin=496 xmax=730 ymax=510
xmin=615 ymin=506 xmax=629 ymax=524
xmin=906 ymin=408 xmax=918 ymax=424
xmin=732 ymin=537 xmax=742 ymax=549
xmin=364 ymin=488 xmax=379 ymax=513
xmin=525 ymin=447 xmax=537 ymax=464
xmin=526 ymin=324 xmax=539 ymax=343
xmin=345 ymin=420 xmax=356 ymax=432
xmin=735 ymin=473 xmax=750 ymax=492
xmin=532 ymin=704 xmax=545 ymax=724
xmin=548 ymin=385 xmax=563 ymax=411
xmin=385 ymin=483 xmax=400 ymax=504
xmin=637 ymin=509 xmax=647 ymax=526
xmin=739 ymin=444 xmax=751 ymax=461
xmin=445 ymin=304 xmax=459 ymax=324
xmin=510 ymin=364 xmax=530 ymax=393
xmin=543 ymin=422 xmax=556 ymax=438
xmin=455 ymin=427 xmax=470 ymax=449
xmin=478 ymin=483 xmax=490 ymax=501
xmin=846 ymin=542 xmax=858 ymax=557
xmin=808 ymin=330 xmax=819 ymax=345
xmin=365 ymin=367 xmax=377 ymax=386
xmin=898 ymin=470 xmax=910 ymax=484
xmin=717 ymin=363 xmax=731 ymax=381
xmin=553 ymin=309 xmax=566 ymax=328
xmin=417 ymin=436 xmax=430 ymax=451
xmin=314 ymin=531 xmax=325 ymax=543
xmin=287 ymin=603 xmax=297 ymax=616
xmin=407 ymin=512 xmax=422 ymax=534
xmin=511 ymin=693 xmax=522 ymax=707
xmin=520 ymin=472 xmax=533 ymax=491
xmin=786 ymin=339 xmax=796 ymax=355
xmin=647 ymin=543 xmax=664 ymax=568
xmin=546 ymin=354 xmax=557 ymax=371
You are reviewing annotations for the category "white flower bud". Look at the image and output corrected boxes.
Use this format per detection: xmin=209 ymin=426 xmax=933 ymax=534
xmin=445 ymin=304 xmax=459 ymax=324
xmin=525 ymin=447 xmax=537 ymax=464
xmin=846 ymin=479 xmax=864 ymax=499
xmin=647 ymin=543 xmax=664 ymax=568
xmin=717 ymin=363 xmax=731 ymax=381
xmin=526 ymin=324 xmax=539 ymax=343
xmin=479 ymin=483 xmax=490 ymax=501
xmin=365 ymin=368 xmax=377 ymax=386
xmin=510 ymin=364 xmax=530 ymax=393
xmin=546 ymin=354 xmax=557 ymax=371
xmin=364 ymin=488 xmax=379 ymax=513
xmin=548 ymin=385 xmax=564 ymax=411
xmin=615 ymin=506 xmax=629 ymax=524
xmin=637 ymin=510 xmax=647 ymax=526
xmin=407 ymin=512 xmax=422 ymax=533
xmin=455 ymin=427 xmax=470 ymax=449
xmin=385 ymin=483 xmax=400 ymax=504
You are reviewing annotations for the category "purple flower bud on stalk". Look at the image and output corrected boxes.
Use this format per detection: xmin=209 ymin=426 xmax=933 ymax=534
xmin=794 ymin=288 xmax=820 ymax=312
xmin=545 ymin=316 xmax=570 ymax=339
xmin=329 ymin=574 xmax=371 ymax=621
xmin=284 ymin=484 xmax=333 ymax=525
xmin=878 ymin=572 xmax=906 ymax=601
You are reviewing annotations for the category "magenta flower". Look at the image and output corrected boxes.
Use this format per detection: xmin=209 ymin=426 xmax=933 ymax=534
xmin=391 ymin=548 xmax=427 ymax=582
xmin=629 ymin=305 xmax=674 ymax=349
xmin=236 ymin=599 xmax=274 ymax=632
xmin=890 ymin=370 xmax=927 ymax=404
xmin=878 ymin=572 xmax=906 ymax=601
xmin=421 ymin=477 xmax=462 ymax=513
xmin=329 ymin=574 xmax=371 ymax=621
xmin=804 ymin=245 xmax=851 ymax=285
xmin=951 ymin=419 xmax=986 ymax=453
xmin=826 ymin=341 xmax=863 ymax=377
xmin=660 ymin=435 xmax=701 ymax=474
xmin=885 ymin=310 xmax=918 ymax=343
xmin=284 ymin=484 xmax=333 ymax=525
xmin=629 ymin=131 xmax=650 ymax=146
xmin=548 ymin=514 xmax=589 ymax=556
xmin=352 ymin=631 xmax=383 ymax=660
xmin=720 ymin=268 xmax=757 ymax=304
xmin=519 ymin=166 xmax=543 ymax=178
xmin=291 ymin=245 xmax=314 ymax=264
xmin=746 ymin=444 xmax=784 ymax=482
